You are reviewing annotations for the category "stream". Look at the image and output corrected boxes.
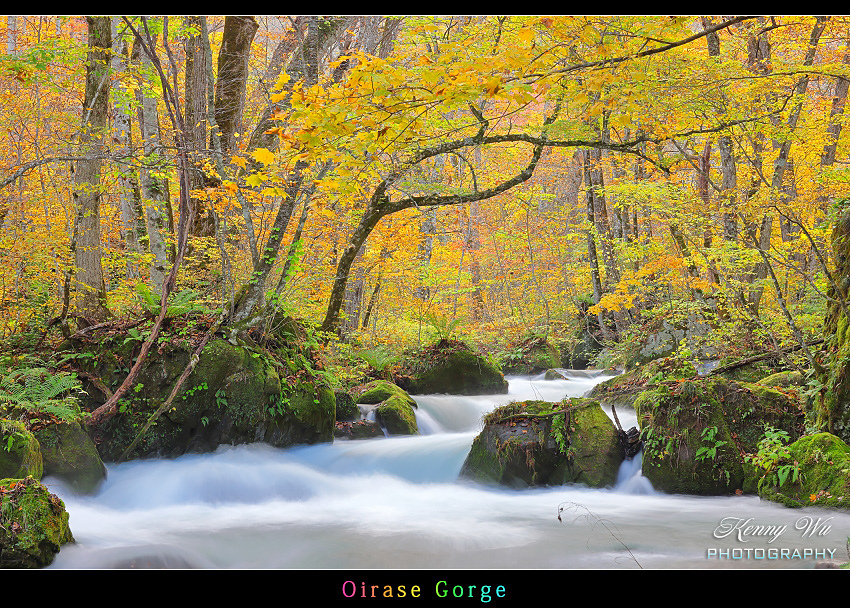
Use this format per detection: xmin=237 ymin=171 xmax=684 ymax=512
xmin=46 ymin=371 xmax=850 ymax=569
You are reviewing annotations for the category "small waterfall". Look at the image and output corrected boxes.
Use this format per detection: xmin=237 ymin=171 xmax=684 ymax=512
xmin=614 ymin=450 xmax=655 ymax=495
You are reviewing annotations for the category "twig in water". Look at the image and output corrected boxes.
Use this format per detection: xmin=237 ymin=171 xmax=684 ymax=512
xmin=557 ymin=501 xmax=642 ymax=569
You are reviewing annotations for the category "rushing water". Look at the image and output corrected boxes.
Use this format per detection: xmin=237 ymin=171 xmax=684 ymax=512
xmin=46 ymin=371 xmax=850 ymax=569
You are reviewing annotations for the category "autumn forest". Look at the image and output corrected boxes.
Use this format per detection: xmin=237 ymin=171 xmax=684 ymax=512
xmin=3 ymin=16 xmax=850 ymax=570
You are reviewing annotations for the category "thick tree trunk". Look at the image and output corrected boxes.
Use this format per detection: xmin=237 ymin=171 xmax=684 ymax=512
xmin=72 ymin=16 xmax=111 ymax=322
xmin=214 ymin=16 xmax=259 ymax=157
xmin=184 ymin=16 xmax=215 ymax=238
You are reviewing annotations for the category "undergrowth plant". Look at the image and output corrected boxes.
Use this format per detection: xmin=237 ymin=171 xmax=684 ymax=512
xmin=746 ymin=425 xmax=802 ymax=488
xmin=0 ymin=366 xmax=87 ymax=424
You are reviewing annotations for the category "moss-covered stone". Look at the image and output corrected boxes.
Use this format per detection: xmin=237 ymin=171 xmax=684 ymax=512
xmin=634 ymin=377 xmax=805 ymax=495
xmin=34 ymin=422 xmax=106 ymax=494
xmin=334 ymin=390 xmax=359 ymax=422
xmin=377 ymin=395 xmax=419 ymax=435
xmin=459 ymin=398 xmax=622 ymax=488
xmin=357 ymin=380 xmax=417 ymax=407
xmin=396 ymin=340 xmax=508 ymax=395
xmin=0 ymin=476 xmax=73 ymax=568
xmin=544 ymin=369 xmax=570 ymax=380
xmin=0 ymin=420 xmax=42 ymax=480
xmin=588 ymin=356 xmax=696 ymax=408
xmin=757 ymin=370 xmax=805 ymax=388
xmin=757 ymin=433 xmax=850 ymax=509
xmin=87 ymin=337 xmax=336 ymax=461
xmin=502 ymin=339 xmax=560 ymax=375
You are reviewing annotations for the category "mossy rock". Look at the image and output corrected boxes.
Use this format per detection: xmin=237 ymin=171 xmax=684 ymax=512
xmin=757 ymin=433 xmax=850 ymax=510
xmin=334 ymin=390 xmax=359 ymax=422
xmin=376 ymin=395 xmax=419 ymax=435
xmin=634 ymin=377 xmax=804 ymax=495
xmin=757 ymin=370 xmax=805 ymax=388
xmin=34 ymin=422 xmax=106 ymax=495
xmin=716 ymin=358 xmax=780 ymax=384
xmin=87 ymin=337 xmax=336 ymax=461
xmin=502 ymin=339 xmax=560 ymax=375
xmin=459 ymin=398 xmax=622 ymax=488
xmin=588 ymin=356 xmax=696 ymax=408
xmin=351 ymin=381 xmax=418 ymax=436
xmin=544 ymin=369 xmax=570 ymax=380
xmin=0 ymin=420 xmax=42 ymax=480
xmin=0 ymin=476 xmax=74 ymax=568
xmin=396 ymin=340 xmax=508 ymax=395
xmin=356 ymin=380 xmax=417 ymax=408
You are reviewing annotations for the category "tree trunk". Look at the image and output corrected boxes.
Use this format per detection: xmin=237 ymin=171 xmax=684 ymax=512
xmin=184 ymin=16 xmax=215 ymax=238
xmin=112 ymin=21 xmax=146 ymax=280
xmin=72 ymin=16 xmax=111 ymax=322
xmin=214 ymin=16 xmax=259 ymax=157
xmin=134 ymin=35 xmax=169 ymax=292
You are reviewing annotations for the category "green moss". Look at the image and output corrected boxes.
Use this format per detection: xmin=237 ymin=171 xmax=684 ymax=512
xmin=376 ymin=395 xmax=419 ymax=435
xmin=757 ymin=371 xmax=804 ymax=388
xmin=0 ymin=420 xmax=42 ymax=480
xmin=90 ymin=337 xmax=336 ymax=461
xmin=461 ymin=398 xmax=621 ymax=488
xmin=394 ymin=340 xmax=506 ymax=395
xmin=0 ymin=476 xmax=73 ymax=568
xmin=635 ymin=377 xmax=804 ymax=495
xmin=34 ymin=422 xmax=106 ymax=495
xmin=758 ymin=433 xmax=850 ymax=510
xmin=357 ymin=380 xmax=416 ymax=407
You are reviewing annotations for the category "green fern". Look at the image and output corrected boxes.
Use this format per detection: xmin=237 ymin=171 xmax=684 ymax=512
xmin=357 ymin=347 xmax=398 ymax=373
xmin=135 ymin=283 xmax=210 ymax=318
xmin=0 ymin=367 xmax=87 ymax=423
xmin=424 ymin=313 xmax=464 ymax=341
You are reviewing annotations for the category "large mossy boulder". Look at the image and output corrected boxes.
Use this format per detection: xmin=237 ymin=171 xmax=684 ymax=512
xmin=459 ymin=398 xmax=623 ymax=488
xmin=0 ymin=476 xmax=73 ymax=568
xmin=757 ymin=433 xmax=850 ymax=510
xmin=0 ymin=420 xmax=42 ymax=480
xmin=86 ymin=337 xmax=336 ymax=461
xmin=396 ymin=340 xmax=508 ymax=395
xmin=34 ymin=422 xmax=106 ymax=494
xmin=634 ymin=377 xmax=805 ymax=495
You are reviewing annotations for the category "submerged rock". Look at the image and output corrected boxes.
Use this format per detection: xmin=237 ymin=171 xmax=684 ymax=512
xmin=757 ymin=433 xmax=850 ymax=510
xmin=396 ymin=340 xmax=508 ymax=395
xmin=0 ymin=476 xmax=74 ymax=568
xmin=635 ymin=377 xmax=805 ymax=495
xmin=334 ymin=419 xmax=383 ymax=440
xmin=459 ymin=398 xmax=623 ymax=488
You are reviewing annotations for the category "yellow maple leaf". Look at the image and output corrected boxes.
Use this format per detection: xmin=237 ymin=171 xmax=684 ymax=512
xmin=252 ymin=148 xmax=275 ymax=166
xmin=230 ymin=155 xmax=247 ymax=169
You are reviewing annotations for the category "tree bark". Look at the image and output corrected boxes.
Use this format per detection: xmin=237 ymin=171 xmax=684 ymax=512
xmin=72 ymin=16 xmax=111 ymax=322
xmin=134 ymin=35 xmax=169 ymax=292
xmin=184 ymin=16 xmax=215 ymax=238
xmin=214 ymin=16 xmax=259 ymax=157
xmin=112 ymin=22 xmax=146 ymax=280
